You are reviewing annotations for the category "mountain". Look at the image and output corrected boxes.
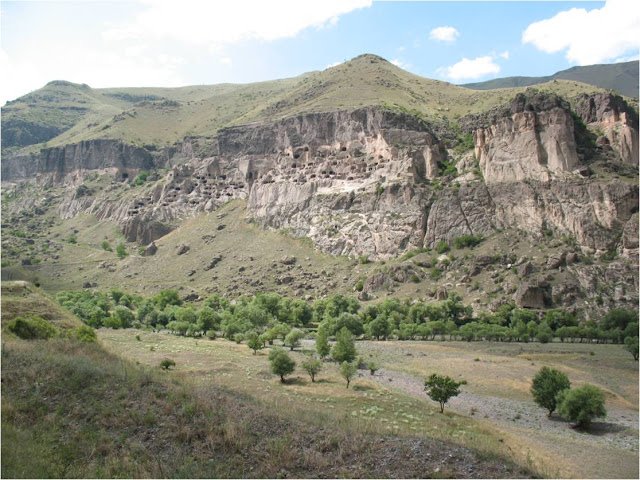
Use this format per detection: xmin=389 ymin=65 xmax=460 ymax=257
xmin=462 ymin=61 xmax=639 ymax=98
xmin=2 ymin=54 xmax=608 ymax=154
xmin=1 ymin=54 xmax=638 ymax=320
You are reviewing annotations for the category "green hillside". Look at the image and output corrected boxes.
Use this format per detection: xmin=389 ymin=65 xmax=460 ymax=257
xmin=2 ymin=54 xmax=607 ymax=153
xmin=463 ymin=61 xmax=638 ymax=98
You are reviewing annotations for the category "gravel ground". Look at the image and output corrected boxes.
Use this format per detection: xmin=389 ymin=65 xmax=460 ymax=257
xmin=364 ymin=367 xmax=639 ymax=452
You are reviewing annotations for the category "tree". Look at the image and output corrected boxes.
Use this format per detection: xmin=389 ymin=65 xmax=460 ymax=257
xmin=424 ymin=373 xmax=466 ymax=413
xmin=367 ymin=361 xmax=379 ymax=375
xmin=331 ymin=327 xmax=357 ymax=363
xmin=302 ymin=357 xmax=322 ymax=382
xmin=536 ymin=320 xmax=553 ymax=344
xmin=268 ymin=348 xmax=296 ymax=383
xmin=340 ymin=361 xmax=357 ymax=389
xmin=531 ymin=367 xmax=571 ymax=416
xmin=246 ymin=332 xmax=263 ymax=355
xmin=624 ymin=336 xmax=639 ymax=360
xmin=284 ymin=328 xmax=305 ymax=351
xmin=315 ymin=327 xmax=330 ymax=358
xmin=557 ymin=384 xmax=606 ymax=428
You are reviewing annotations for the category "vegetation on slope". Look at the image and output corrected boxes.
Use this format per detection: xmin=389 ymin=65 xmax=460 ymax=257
xmin=2 ymin=54 xmax=610 ymax=152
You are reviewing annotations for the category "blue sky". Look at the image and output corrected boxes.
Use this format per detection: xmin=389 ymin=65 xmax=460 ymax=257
xmin=1 ymin=0 xmax=638 ymax=104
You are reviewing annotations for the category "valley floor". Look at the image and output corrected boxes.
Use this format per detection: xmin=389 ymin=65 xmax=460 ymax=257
xmin=98 ymin=330 xmax=638 ymax=479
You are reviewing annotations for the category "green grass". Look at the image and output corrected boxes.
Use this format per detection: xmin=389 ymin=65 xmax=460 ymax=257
xmin=4 ymin=54 xmax=609 ymax=153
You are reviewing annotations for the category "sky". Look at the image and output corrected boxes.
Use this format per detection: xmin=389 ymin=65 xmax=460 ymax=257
xmin=1 ymin=0 xmax=638 ymax=104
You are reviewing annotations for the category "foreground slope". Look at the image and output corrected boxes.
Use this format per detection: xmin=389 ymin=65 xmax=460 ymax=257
xmin=1 ymin=282 xmax=530 ymax=478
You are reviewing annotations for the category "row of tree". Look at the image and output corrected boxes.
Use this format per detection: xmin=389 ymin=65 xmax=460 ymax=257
xmin=57 ymin=289 xmax=638 ymax=355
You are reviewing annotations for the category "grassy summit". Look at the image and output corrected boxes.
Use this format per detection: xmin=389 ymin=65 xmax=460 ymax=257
xmin=3 ymin=54 xmax=607 ymax=153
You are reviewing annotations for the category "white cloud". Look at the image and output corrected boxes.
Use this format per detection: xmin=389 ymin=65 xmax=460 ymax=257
xmin=103 ymin=0 xmax=372 ymax=47
xmin=429 ymin=26 xmax=459 ymax=43
xmin=390 ymin=58 xmax=409 ymax=69
xmin=219 ymin=57 xmax=232 ymax=66
xmin=522 ymin=0 xmax=640 ymax=65
xmin=437 ymin=56 xmax=500 ymax=81
xmin=499 ymin=50 xmax=510 ymax=60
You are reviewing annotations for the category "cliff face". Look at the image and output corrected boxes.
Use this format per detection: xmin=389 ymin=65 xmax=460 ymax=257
xmin=3 ymin=97 xmax=638 ymax=258
xmin=1 ymin=139 xmax=155 ymax=183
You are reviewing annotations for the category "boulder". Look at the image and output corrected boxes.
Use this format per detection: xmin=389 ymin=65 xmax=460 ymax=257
xmin=143 ymin=241 xmax=158 ymax=256
xmin=514 ymin=282 xmax=552 ymax=309
xmin=176 ymin=244 xmax=190 ymax=255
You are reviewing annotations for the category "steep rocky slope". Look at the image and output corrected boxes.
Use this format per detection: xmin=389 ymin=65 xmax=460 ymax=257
xmin=2 ymin=56 xmax=638 ymax=318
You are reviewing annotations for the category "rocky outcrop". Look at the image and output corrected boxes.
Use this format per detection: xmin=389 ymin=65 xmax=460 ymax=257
xmin=1 ymin=139 xmax=155 ymax=183
xmin=473 ymin=93 xmax=580 ymax=184
xmin=574 ymin=92 xmax=639 ymax=164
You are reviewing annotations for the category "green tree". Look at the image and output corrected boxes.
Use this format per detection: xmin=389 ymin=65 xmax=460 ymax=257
xmin=246 ymin=332 xmax=263 ymax=355
xmin=557 ymin=384 xmax=606 ymax=428
xmin=284 ymin=328 xmax=305 ymax=351
xmin=366 ymin=316 xmax=391 ymax=340
xmin=315 ymin=327 xmax=331 ymax=358
xmin=536 ymin=320 xmax=553 ymax=344
xmin=302 ymin=357 xmax=322 ymax=382
xmin=424 ymin=373 xmax=466 ymax=413
xmin=624 ymin=336 xmax=639 ymax=360
xmin=368 ymin=360 xmax=379 ymax=375
xmin=331 ymin=327 xmax=357 ymax=363
xmin=531 ymin=367 xmax=571 ymax=416
xmin=340 ymin=361 xmax=357 ymax=389
xmin=268 ymin=348 xmax=296 ymax=383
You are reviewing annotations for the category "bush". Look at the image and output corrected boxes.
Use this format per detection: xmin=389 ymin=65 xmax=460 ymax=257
xmin=340 ymin=361 xmax=357 ymax=389
xmin=160 ymin=358 xmax=176 ymax=370
xmin=72 ymin=325 xmax=97 ymax=342
xmin=101 ymin=240 xmax=112 ymax=251
xmin=268 ymin=348 xmax=296 ymax=383
xmin=116 ymin=242 xmax=127 ymax=259
xmin=452 ymin=235 xmax=483 ymax=249
xmin=435 ymin=240 xmax=450 ymax=254
xmin=368 ymin=361 xmax=379 ymax=375
xmin=302 ymin=357 xmax=322 ymax=382
xmin=531 ymin=367 xmax=570 ymax=415
xmin=7 ymin=316 xmax=58 ymax=340
xmin=424 ymin=373 xmax=465 ymax=413
xmin=557 ymin=384 xmax=606 ymax=428
xmin=246 ymin=332 xmax=263 ymax=355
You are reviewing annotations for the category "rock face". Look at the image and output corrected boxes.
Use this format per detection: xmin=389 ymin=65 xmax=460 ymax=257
xmin=574 ymin=92 xmax=639 ymax=164
xmin=474 ymin=93 xmax=580 ymax=184
xmin=2 ymin=95 xmax=638 ymax=259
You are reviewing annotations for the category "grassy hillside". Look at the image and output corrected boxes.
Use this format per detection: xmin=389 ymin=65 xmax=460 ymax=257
xmin=463 ymin=61 xmax=639 ymax=98
xmin=3 ymin=54 xmax=607 ymax=153
xmin=1 ymin=283 xmax=531 ymax=478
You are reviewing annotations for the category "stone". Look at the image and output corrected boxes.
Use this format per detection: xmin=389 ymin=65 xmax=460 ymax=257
xmin=517 ymin=262 xmax=534 ymax=277
xmin=514 ymin=282 xmax=552 ymax=309
xmin=143 ymin=241 xmax=158 ymax=256
xmin=176 ymin=243 xmax=190 ymax=255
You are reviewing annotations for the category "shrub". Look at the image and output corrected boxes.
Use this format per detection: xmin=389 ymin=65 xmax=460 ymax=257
xmin=452 ymin=235 xmax=483 ymax=249
xmin=354 ymin=278 xmax=364 ymax=292
xmin=101 ymin=240 xmax=112 ymax=251
xmin=557 ymin=384 xmax=606 ymax=428
xmin=435 ymin=240 xmax=450 ymax=254
xmin=160 ymin=358 xmax=176 ymax=370
xmin=72 ymin=325 xmax=97 ymax=342
xmin=302 ymin=357 xmax=322 ymax=382
xmin=116 ymin=242 xmax=127 ymax=259
xmin=331 ymin=327 xmax=357 ymax=363
xmin=368 ymin=361 xmax=379 ymax=375
xmin=531 ymin=367 xmax=570 ymax=415
xmin=424 ymin=373 xmax=466 ymax=413
xmin=206 ymin=330 xmax=217 ymax=340
xmin=269 ymin=348 xmax=296 ymax=383
xmin=7 ymin=316 xmax=58 ymax=340
xmin=246 ymin=332 xmax=263 ymax=354
xmin=340 ymin=361 xmax=357 ymax=389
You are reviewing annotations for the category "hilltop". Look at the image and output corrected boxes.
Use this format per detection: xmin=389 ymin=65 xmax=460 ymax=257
xmin=2 ymin=54 xmax=616 ymax=153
